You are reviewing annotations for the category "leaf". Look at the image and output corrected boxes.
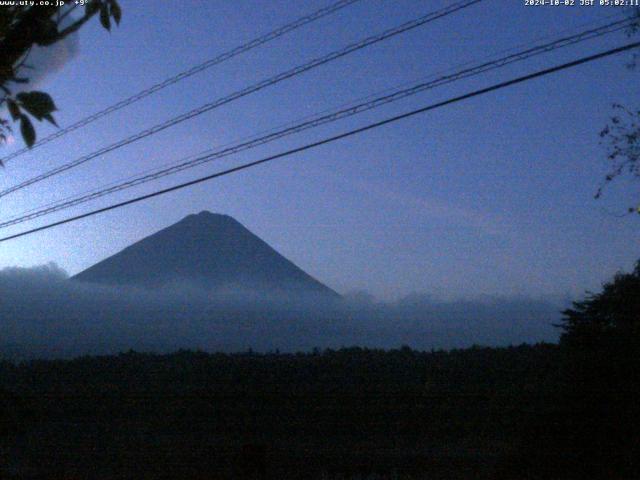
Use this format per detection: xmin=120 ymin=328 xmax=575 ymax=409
xmin=110 ymin=0 xmax=121 ymax=25
xmin=86 ymin=1 xmax=101 ymax=16
xmin=33 ymin=18 xmax=60 ymax=46
xmin=20 ymin=115 xmax=36 ymax=148
xmin=0 ymin=65 xmax=15 ymax=82
xmin=42 ymin=113 xmax=58 ymax=127
xmin=16 ymin=91 xmax=57 ymax=121
xmin=100 ymin=4 xmax=111 ymax=31
xmin=7 ymin=99 xmax=21 ymax=121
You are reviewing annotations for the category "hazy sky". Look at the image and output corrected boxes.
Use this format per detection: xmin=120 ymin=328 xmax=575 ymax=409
xmin=0 ymin=0 xmax=638 ymax=301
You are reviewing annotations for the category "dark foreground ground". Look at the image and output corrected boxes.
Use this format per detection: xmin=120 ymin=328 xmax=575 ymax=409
xmin=0 ymin=344 xmax=621 ymax=479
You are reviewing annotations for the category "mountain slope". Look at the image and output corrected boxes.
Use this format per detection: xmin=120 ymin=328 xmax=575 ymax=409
xmin=72 ymin=211 xmax=338 ymax=298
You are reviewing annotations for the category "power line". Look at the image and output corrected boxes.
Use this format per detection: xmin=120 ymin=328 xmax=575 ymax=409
xmin=3 ymin=10 xmax=627 ymax=224
xmin=0 ymin=19 xmax=630 ymax=226
xmin=0 ymin=0 xmax=362 ymax=165
xmin=0 ymin=0 xmax=483 ymax=199
xmin=0 ymin=16 xmax=630 ymax=229
xmin=1 ymin=40 xmax=637 ymax=244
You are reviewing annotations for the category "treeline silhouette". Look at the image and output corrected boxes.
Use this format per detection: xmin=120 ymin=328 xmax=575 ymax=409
xmin=2 ymin=344 xmax=560 ymax=479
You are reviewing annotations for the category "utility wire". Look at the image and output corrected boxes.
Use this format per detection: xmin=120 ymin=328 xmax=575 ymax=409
xmin=0 ymin=16 xmax=629 ymax=225
xmin=0 ymin=13 xmax=629 ymax=225
xmin=1 ymin=41 xmax=638 ymax=244
xmin=0 ymin=16 xmax=630 ymax=229
xmin=0 ymin=0 xmax=362 ymax=165
xmin=0 ymin=0 xmax=483 ymax=199
xmin=6 ymin=9 xmax=626 ymax=223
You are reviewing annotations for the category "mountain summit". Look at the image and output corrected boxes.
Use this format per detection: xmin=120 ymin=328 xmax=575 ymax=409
xmin=72 ymin=211 xmax=338 ymax=298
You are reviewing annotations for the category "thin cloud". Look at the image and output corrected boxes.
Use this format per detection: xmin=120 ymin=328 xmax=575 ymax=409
xmin=331 ymin=173 xmax=504 ymax=235
xmin=0 ymin=264 xmax=562 ymax=359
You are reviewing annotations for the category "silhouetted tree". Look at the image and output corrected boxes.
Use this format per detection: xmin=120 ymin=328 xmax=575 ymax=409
xmin=509 ymin=263 xmax=640 ymax=479
xmin=559 ymin=260 xmax=640 ymax=347
xmin=596 ymin=7 xmax=640 ymax=213
xmin=0 ymin=1 xmax=121 ymax=150
xmin=549 ymin=261 xmax=640 ymax=478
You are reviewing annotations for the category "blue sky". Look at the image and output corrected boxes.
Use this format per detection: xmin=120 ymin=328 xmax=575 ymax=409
xmin=0 ymin=0 xmax=638 ymax=301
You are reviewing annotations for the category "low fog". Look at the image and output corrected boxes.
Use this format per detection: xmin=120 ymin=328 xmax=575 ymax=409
xmin=0 ymin=264 xmax=564 ymax=359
